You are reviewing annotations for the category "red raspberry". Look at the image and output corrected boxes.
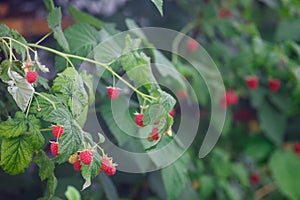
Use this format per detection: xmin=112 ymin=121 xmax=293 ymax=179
xmin=246 ymin=76 xmax=259 ymax=90
xmin=106 ymin=164 xmax=116 ymax=176
xmin=220 ymin=90 xmax=239 ymax=109
xmin=268 ymin=78 xmax=280 ymax=92
xmin=250 ymin=172 xmax=261 ymax=185
xmin=25 ymin=71 xmax=38 ymax=84
xmin=169 ymin=108 xmax=176 ymax=117
xmin=50 ymin=142 xmax=59 ymax=156
xmin=151 ymin=128 xmax=159 ymax=141
xmin=107 ymin=86 xmax=120 ymax=100
xmin=177 ymin=89 xmax=186 ymax=100
xmin=219 ymin=8 xmax=234 ymax=19
xmin=80 ymin=150 xmax=93 ymax=165
xmin=294 ymin=142 xmax=300 ymax=156
xmin=134 ymin=113 xmax=144 ymax=127
xmin=52 ymin=125 xmax=64 ymax=139
xmin=187 ymin=39 xmax=198 ymax=52
xmin=73 ymin=160 xmax=82 ymax=171
xmin=101 ymin=157 xmax=111 ymax=171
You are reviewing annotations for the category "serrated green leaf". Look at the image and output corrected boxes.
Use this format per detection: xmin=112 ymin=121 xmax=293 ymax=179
xmin=52 ymin=67 xmax=88 ymax=127
xmin=7 ymin=70 xmax=34 ymax=112
xmin=31 ymin=93 xmax=61 ymax=120
xmin=158 ymin=90 xmax=176 ymax=113
xmin=0 ymin=23 xmax=11 ymax=37
xmin=80 ymin=70 xmax=95 ymax=105
xmin=0 ymin=111 xmax=27 ymax=138
xmin=46 ymin=107 xmax=72 ymax=125
xmin=269 ymin=151 xmax=300 ymax=200
xmin=64 ymin=23 xmax=100 ymax=65
xmin=47 ymin=173 xmax=58 ymax=198
xmin=81 ymin=156 xmax=102 ymax=180
xmin=54 ymin=120 xmax=83 ymax=163
xmin=150 ymin=0 xmax=164 ymax=16
xmin=47 ymin=7 xmax=69 ymax=51
xmin=27 ymin=115 xmax=44 ymax=149
xmin=11 ymin=30 xmax=27 ymax=60
xmin=161 ymin=153 xmax=189 ymax=200
xmin=34 ymin=150 xmax=55 ymax=181
xmin=68 ymin=6 xmax=103 ymax=29
xmin=0 ymin=136 xmax=34 ymax=175
xmin=65 ymin=186 xmax=81 ymax=200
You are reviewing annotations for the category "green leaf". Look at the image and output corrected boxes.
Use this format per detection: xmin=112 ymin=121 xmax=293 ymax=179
xmin=269 ymin=150 xmax=300 ymax=200
xmin=231 ymin=163 xmax=249 ymax=187
xmin=0 ymin=60 xmax=10 ymax=82
xmin=244 ymin=136 xmax=273 ymax=162
xmin=0 ymin=111 xmax=27 ymax=138
xmin=46 ymin=107 xmax=72 ymax=125
xmin=209 ymin=148 xmax=231 ymax=179
xmin=0 ymin=23 xmax=10 ymax=37
xmin=34 ymin=150 xmax=55 ymax=181
xmin=0 ymin=136 xmax=34 ymax=175
xmin=80 ymin=70 xmax=95 ymax=105
xmin=47 ymin=173 xmax=58 ymax=198
xmin=275 ymin=19 xmax=300 ymax=41
xmin=200 ymin=175 xmax=215 ymax=198
xmin=27 ymin=115 xmax=44 ymax=149
xmin=68 ymin=6 xmax=103 ymax=29
xmin=47 ymin=7 xmax=69 ymax=51
xmin=52 ymin=67 xmax=88 ymax=127
xmin=55 ymin=120 xmax=83 ymax=163
xmin=258 ymin=102 xmax=286 ymax=145
xmin=7 ymin=70 xmax=34 ymax=112
xmin=65 ymin=186 xmax=81 ymax=200
xmin=43 ymin=0 xmax=55 ymax=12
xmin=81 ymin=156 xmax=102 ymax=190
xmin=161 ymin=153 xmax=189 ymax=200
xmin=150 ymin=0 xmax=164 ymax=16
xmin=31 ymin=93 xmax=61 ymax=120
xmin=158 ymin=90 xmax=176 ymax=113
xmin=11 ymin=30 xmax=27 ymax=60
xmin=64 ymin=23 xmax=100 ymax=65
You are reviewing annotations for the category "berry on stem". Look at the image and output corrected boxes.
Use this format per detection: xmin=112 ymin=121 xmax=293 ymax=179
xmin=178 ymin=89 xmax=186 ymax=100
xmin=219 ymin=8 xmax=234 ymax=18
xmin=52 ymin=125 xmax=64 ymax=139
xmin=294 ymin=142 xmax=300 ymax=157
xmin=26 ymin=71 xmax=38 ymax=84
xmin=134 ymin=113 xmax=144 ymax=127
xmin=107 ymin=86 xmax=120 ymax=100
xmin=151 ymin=127 xmax=159 ymax=141
xmin=220 ymin=90 xmax=239 ymax=109
xmin=50 ymin=141 xmax=59 ymax=156
xmin=73 ymin=160 xmax=82 ymax=171
xmin=246 ymin=75 xmax=259 ymax=90
xmin=68 ymin=152 xmax=79 ymax=164
xmin=80 ymin=150 xmax=93 ymax=165
xmin=169 ymin=108 xmax=176 ymax=117
xmin=106 ymin=164 xmax=116 ymax=176
xmin=268 ymin=78 xmax=280 ymax=92
xmin=101 ymin=157 xmax=111 ymax=171
xmin=250 ymin=172 xmax=261 ymax=185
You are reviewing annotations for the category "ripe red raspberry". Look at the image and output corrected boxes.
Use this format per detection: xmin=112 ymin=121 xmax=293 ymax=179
xmin=294 ymin=142 xmax=300 ymax=156
xmin=101 ymin=157 xmax=111 ymax=171
xmin=219 ymin=8 xmax=234 ymax=18
xmin=106 ymin=164 xmax=116 ymax=176
xmin=220 ymin=90 xmax=239 ymax=109
xmin=246 ymin=76 xmax=259 ymax=90
xmin=187 ymin=39 xmax=198 ymax=52
xmin=268 ymin=78 xmax=280 ymax=92
xmin=169 ymin=108 xmax=176 ymax=117
xmin=25 ymin=71 xmax=38 ymax=84
xmin=107 ymin=86 xmax=120 ymax=100
xmin=134 ymin=113 xmax=144 ymax=127
xmin=50 ymin=142 xmax=59 ymax=156
xmin=73 ymin=160 xmax=82 ymax=171
xmin=52 ymin=125 xmax=64 ymax=139
xmin=177 ymin=89 xmax=186 ymax=100
xmin=250 ymin=172 xmax=261 ymax=185
xmin=151 ymin=128 xmax=159 ymax=141
xmin=80 ymin=150 xmax=93 ymax=165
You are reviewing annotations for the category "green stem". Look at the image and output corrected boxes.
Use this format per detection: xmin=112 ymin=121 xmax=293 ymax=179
xmin=171 ymin=20 xmax=201 ymax=64
xmin=34 ymin=92 xmax=57 ymax=110
xmin=25 ymin=95 xmax=33 ymax=118
xmin=29 ymin=43 xmax=157 ymax=102
xmin=35 ymin=32 xmax=52 ymax=45
xmin=1 ymin=37 xmax=35 ymax=53
xmin=40 ymin=128 xmax=52 ymax=132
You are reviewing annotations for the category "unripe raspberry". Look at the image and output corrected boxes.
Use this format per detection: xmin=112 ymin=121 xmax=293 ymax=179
xmin=68 ymin=152 xmax=79 ymax=164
